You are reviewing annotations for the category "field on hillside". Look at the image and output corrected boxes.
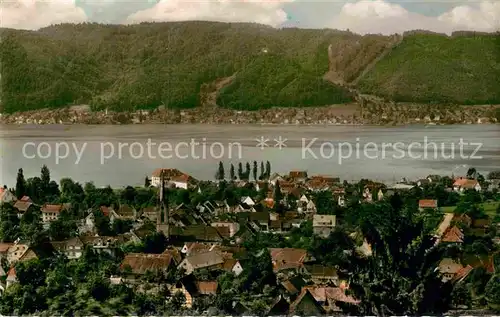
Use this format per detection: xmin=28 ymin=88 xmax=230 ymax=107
xmin=441 ymin=201 xmax=500 ymax=218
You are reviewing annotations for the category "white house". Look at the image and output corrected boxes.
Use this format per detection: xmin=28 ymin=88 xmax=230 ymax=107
xmin=6 ymin=242 xmax=29 ymax=264
xmin=0 ymin=187 xmax=16 ymax=204
xmin=51 ymin=237 xmax=84 ymax=260
xmin=225 ymin=259 xmax=244 ymax=276
xmin=151 ymin=168 xmax=193 ymax=188
xmin=313 ymin=215 xmax=336 ymax=238
xmin=305 ymin=200 xmax=317 ymax=214
xmin=299 ymin=195 xmax=309 ymax=204
xmin=177 ymin=250 xmax=224 ymax=275
xmin=170 ymin=174 xmax=190 ymax=189
xmin=337 ymin=195 xmax=345 ymax=207
xmin=41 ymin=204 xmax=65 ymax=223
xmin=453 ymin=178 xmax=481 ymax=193
xmin=241 ymin=196 xmax=255 ymax=206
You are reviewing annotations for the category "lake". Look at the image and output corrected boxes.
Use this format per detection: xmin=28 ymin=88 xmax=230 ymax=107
xmin=1 ymin=124 xmax=499 ymax=187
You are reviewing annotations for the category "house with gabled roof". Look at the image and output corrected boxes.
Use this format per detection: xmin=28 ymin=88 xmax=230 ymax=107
xmin=140 ymin=206 xmax=158 ymax=222
xmin=41 ymin=204 xmax=67 ymax=223
xmin=120 ymin=253 xmax=175 ymax=282
xmin=162 ymin=247 xmax=182 ymax=265
xmin=441 ymin=226 xmax=464 ymax=244
xmin=222 ymin=258 xmax=244 ymax=276
xmin=438 ymin=258 xmax=471 ymax=282
xmin=115 ymin=204 xmax=136 ymax=221
xmin=13 ymin=198 xmax=34 ymax=216
xmin=304 ymin=264 xmax=339 ymax=285
xmin=289 ymin=288 xmax=326 ymax=315
xmin=0 ymin=187 xmax=16 ymax=204
xmin=269 ymin=248 xmax=313 ymax=273
xmin=80 ymin=235 xmax=129 ymax=256
xmin=6 ymin=241 xmax=29 ymax=264
xmin=419 ymin=199 xmax=438 ymax=211
xmin=267 ymin=295 xmax=290 ymax=315
xmin=50 ymin=237 xmax=84 ymax=259
xmin=170 ymin=225 xmax=224 ymax=242
xmin=453 ymin=177 xmax=481 ymax=192
xmin=280 ymin=276 xmax=307 ymax=298
xmin=170 ymin=274 xmax=218 ymax=308
xmin=313 ymin=215 xmax=336 ymax=238
xmin=151 ymin=168 xmax=186 ymax=187
xmin=304 ymin=285 xmax=360 ymax=313
xmin=177 ymin=250 xmax=225 ymax=275
xmin=240 ymin=196 xmax=255 ymax=206
xmin=181 ymin=242 xmax=213 ymax=256
xmin=0 ymin=243 xmax=13 ymax=264
xmin=211 ymin=222 xmax=240 ymax=238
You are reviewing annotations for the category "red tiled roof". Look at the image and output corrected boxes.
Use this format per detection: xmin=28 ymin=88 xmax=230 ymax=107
xmin=483 ymin=255 xmax=496 ymax=274
xmin=0 ymin=243 xmax=13 ymax=253
xmin=20 ymin=196 xmax=32 ymax=202
xmin=442 ymin=226 xmax=464 ymax=243
xmin=289 ymin=288 xmax=325 ymax=314
xmin=196 ymin=281 xmax=218 ymax=295
xmin=162 ymin=248 xmax=182 ymax=264
xmin=214 ymin=226 xmax=231 ymax=239
xmin=152 ymin=168 xmax=184 ymax=178
xmin=100 ymin=206 xmax=111 ymax=217
xmin=41 ymin=204 xmax=63 ymax=213
xmin=304 ymin=286 xmax=360 ymax=305
xmin=222 ymin=258 xmax=238 ymax=271
xmin=453 ymin=178 xmax=479 ymax=189
xmin=171 ymin=174 xmax=191 ymax=183
xmin=452 ymin=265 xmax=473 ymax=283
xmin=263 ymin=198 xmax=275 ymax=209
xmin=120 ymin=253 xmax=173 ymax=274
xmin=269 ymin=248 xmax=308 ymax=271
xmin=13 ymin=200 xmax=33 ymax=212
xmin=289 ymin=171 xmax=307 ymax=178
xmin=7 ymin=267 xmax=16 ymax=278
xmin=419 ymin=199 xmax=438 ymax=208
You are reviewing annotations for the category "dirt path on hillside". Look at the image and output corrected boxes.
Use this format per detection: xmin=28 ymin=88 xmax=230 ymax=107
xmin=201 ymin=75 xmax=236 ymax=107
xmin=349 ymin=35 xmax=403 ymax=86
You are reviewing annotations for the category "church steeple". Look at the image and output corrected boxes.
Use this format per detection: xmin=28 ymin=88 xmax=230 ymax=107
xmin=157 ymin=170 xmax=169 ymax=238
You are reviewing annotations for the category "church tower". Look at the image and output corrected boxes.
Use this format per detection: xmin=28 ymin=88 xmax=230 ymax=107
xmin=156 ymin=170 xmax=169 ymax=238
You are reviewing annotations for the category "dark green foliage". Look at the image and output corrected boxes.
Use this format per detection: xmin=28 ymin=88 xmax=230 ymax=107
xmin=217 ymin=54 xmax=351 ymax=109
xmin=0 ymin=23 xmax=354 ymax=113
xmin=485 ymin=275 xmax=500 ymax=311
xmin=216 ymin=161 xmax=225 ymax=180
xmin=15 ymin=168 xmax=26 ymax=199
xmin=48 ymin=209 xmax=78 ymax=241
xmin=358 ymin=33 xmax=500 ymax=104
xmin=230 ymin=163 xmax=236 ymax=181
xmin=0 ymin=202 xmax=20 ymax=242
xmin=252 ymin=161 xmax=258 ymax=181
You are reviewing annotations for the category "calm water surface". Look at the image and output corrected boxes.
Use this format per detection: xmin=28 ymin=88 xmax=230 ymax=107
xmin=0 ymin=124 xmax=499 ymax=187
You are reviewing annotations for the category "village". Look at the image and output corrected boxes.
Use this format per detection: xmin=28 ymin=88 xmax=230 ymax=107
xmin=0 ymin=164 xmax=499 ymax=315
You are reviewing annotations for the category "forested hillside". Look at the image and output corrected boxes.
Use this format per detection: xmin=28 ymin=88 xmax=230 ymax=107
xmin=0 ymin=22 xmax=499 ymax=113
xmin=357 ymin=32 xmax=500 ymax=105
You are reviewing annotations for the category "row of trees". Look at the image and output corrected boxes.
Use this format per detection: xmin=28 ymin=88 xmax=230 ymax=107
xmin=215 ymin=161 xmax=272 ymax=181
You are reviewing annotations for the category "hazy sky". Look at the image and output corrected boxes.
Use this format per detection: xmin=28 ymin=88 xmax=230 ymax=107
xmin=2 ymin=0 xmax=499 ymax=34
